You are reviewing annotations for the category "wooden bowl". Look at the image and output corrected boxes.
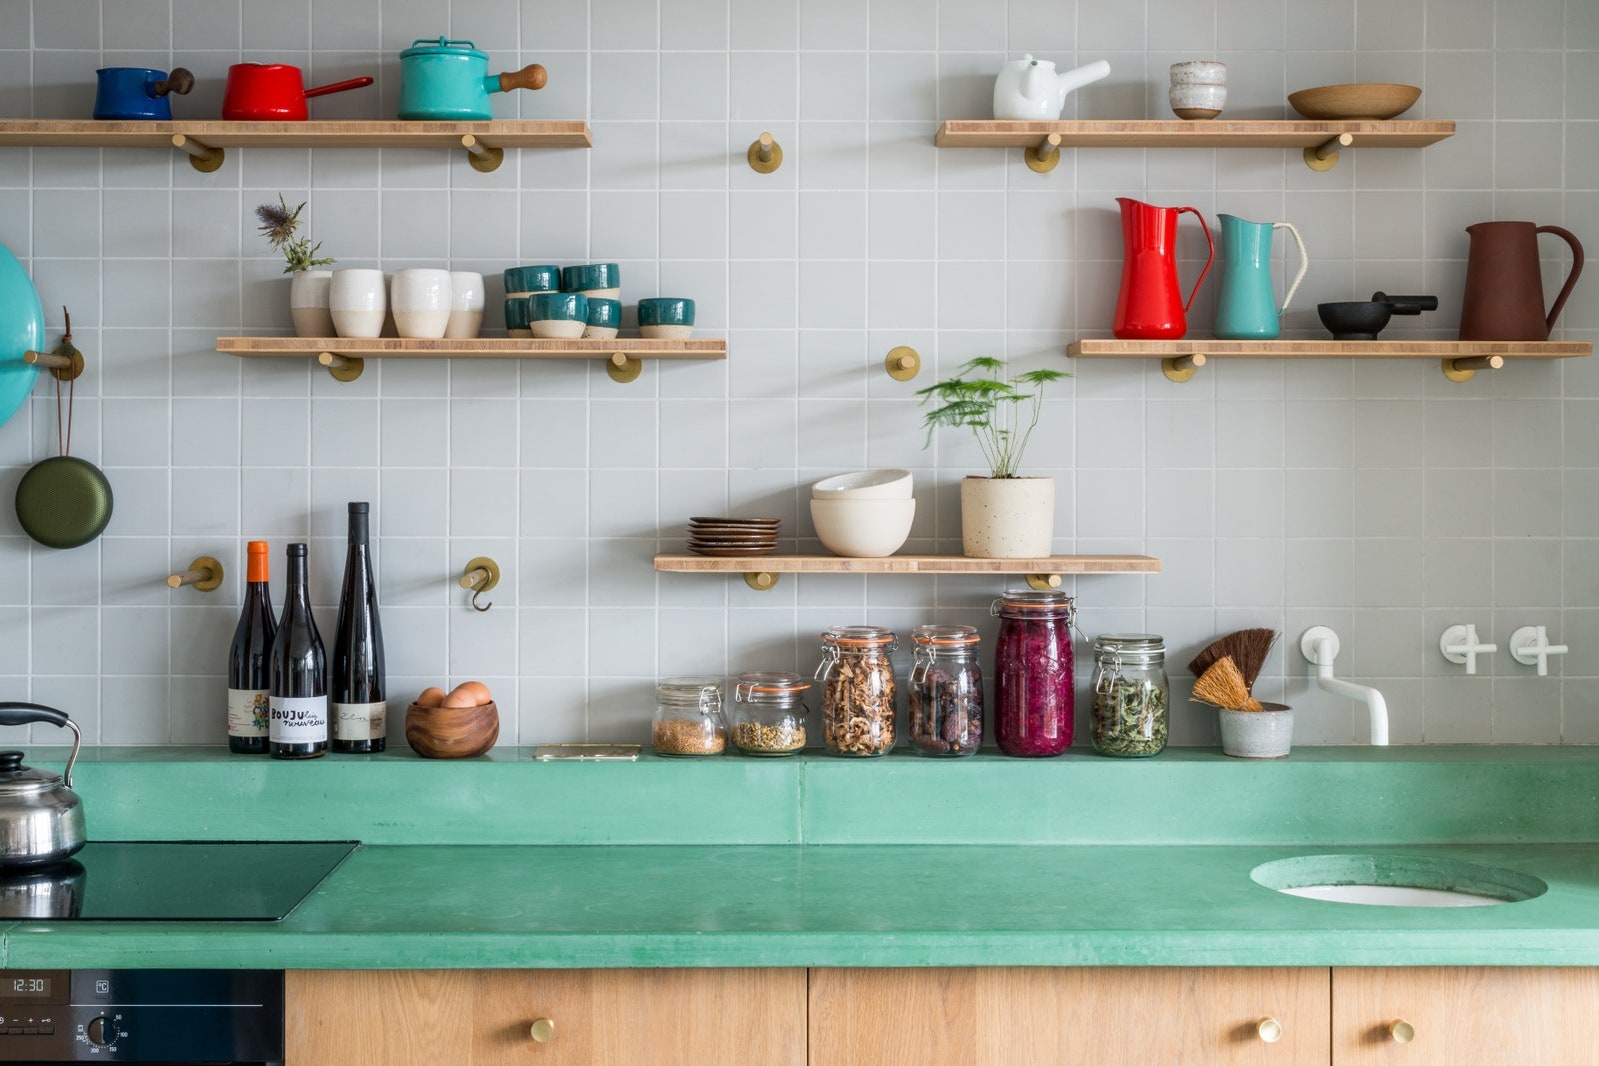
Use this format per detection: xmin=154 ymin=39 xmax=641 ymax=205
xmin=1287 ymin=83 xmax=1421 ymax=121
xmin=405 ymin=700 xmax=499 ymax=759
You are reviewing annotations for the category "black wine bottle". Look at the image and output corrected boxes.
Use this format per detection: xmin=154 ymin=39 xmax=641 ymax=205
xmin=331 ymin=501 xmax=386 ymax=754
xmin=269 ymin=542 xmax=328 ymax=759
xmin=226 ymin=540 xmax=276 ymax=754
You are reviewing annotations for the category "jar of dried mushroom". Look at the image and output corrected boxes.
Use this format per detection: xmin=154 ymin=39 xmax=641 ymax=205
xmin=1090 ymin=634 xmax=1168 ymax=758
xmin=907 ymin=624 xmax=983 ymax=757
xmin=731 ymin=672 xmax=810 ymax=756
xmin=991 ymin=591 xmax=1076 ymax=757
xmin=815 ymin=626 xmax=897 ymax=757
xmin=652 ymin=676 xmax=727 ymax=757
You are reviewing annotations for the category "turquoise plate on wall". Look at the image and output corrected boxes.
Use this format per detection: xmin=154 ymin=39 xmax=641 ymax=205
xmin=0 ymin=241 xmax=44 ymax=429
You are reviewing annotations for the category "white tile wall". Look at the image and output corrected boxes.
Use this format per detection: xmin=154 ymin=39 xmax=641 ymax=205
xmin=0 ymin=0 xmax=1593 ymax=747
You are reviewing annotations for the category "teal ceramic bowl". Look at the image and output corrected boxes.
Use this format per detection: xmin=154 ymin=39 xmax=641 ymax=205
xmin=561 ymin=263 xmax=619 ymax=294
xmin=638 ymin=297 xmax=695 ymax=338
xmin=583 ymin=297 xmax=622 ymax=339
xmin=503 ymin=264 xmax=560 ymax=296
xmin=504 ymin=296 xmax=533 ymax=332
xmin=530 ymin=292 xmax=589 ymax=339
xmin=0 ymin=241 xmax=44 ymax=429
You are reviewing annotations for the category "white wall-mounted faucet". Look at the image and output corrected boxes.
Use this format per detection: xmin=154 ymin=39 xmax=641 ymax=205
xmin=1508 ymin=625 xmax=1568 ymax=677
xmin=1300 ymin=626 xmax=1389 ymax=746
xmin=1439 ymin=624 xmax=1498 ymax=675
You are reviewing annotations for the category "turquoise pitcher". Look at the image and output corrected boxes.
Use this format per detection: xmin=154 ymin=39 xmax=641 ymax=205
xmin=1214 ymin=214 xmax=1308 ymax=340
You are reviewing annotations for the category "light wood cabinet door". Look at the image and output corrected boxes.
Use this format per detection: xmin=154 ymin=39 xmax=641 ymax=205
xmin=808 ymin=967 xmax=1330 ymax=1066
xmin=1332 ymin=967 xmax=1599 ymax=1064
xmin=287 ymin=969 xmax=807 ymax=1066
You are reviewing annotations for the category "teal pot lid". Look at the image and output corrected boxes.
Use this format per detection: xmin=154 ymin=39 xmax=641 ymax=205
xmin=400 ymin=37 xmax=487 ymax=60
xmin=0 ymin=241 xmax=44 ymax=429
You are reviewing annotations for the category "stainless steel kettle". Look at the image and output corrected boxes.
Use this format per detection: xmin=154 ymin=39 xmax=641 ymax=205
xmin=0 ymin=702 xmax=86 ymax=867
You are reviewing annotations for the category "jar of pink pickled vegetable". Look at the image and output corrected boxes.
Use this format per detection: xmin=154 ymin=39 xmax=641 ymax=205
xmin=990 ymin=591 xmax=1076 ymax=756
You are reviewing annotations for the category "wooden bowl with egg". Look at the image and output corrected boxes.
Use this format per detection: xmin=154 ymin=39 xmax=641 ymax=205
xmin=405 ymin=682 xmax=499 ymax=759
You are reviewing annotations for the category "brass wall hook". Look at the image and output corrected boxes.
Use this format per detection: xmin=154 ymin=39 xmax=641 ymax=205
xmin=747 ymin=131 xmax=783 ymax=173
xmin=167 ymin=556 xmax=224 ymax=592
xmin=884 ymin=346 xmax=921 ymax=381
xmin=23 ymin=307 xmax=86 ymax=381
xmin=459 ymin=556 xmax=501 ymax=612
xmin=318 ymin=351 xmax=365 ymax=382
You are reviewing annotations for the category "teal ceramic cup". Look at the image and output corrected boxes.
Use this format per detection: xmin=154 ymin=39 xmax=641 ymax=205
xmin=530 ymin=291 xmax=589 ymax=339
xmin=504 ymin=295 xmax=533 ymax=334
xmin=504 ymin=264 xmax=560 ymax=297
xmin=638 ymin=297 xmax=695 ymax=338
xmin=583 ymin=297 xmax=621 ymax=339
xmin=561 ymin=263 xmax=620 ymax=296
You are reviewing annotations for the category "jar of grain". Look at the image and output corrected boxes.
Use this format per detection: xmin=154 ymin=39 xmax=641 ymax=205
xmin=815 ymin=626 xmax=897 ymax=757
xmin=908 ymin=624 xmax=983 ymax=756
xmin=652 ymin=676 xmax=727 ymax=757
xmin=730 ymin=672 xmax=810 ymax=756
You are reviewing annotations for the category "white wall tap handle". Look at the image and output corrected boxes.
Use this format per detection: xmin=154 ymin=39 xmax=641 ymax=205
xmin=1439 ymin=624 xmax=1498 ymax=676
xmin=1509 ymin=625 xmax=1568 ymax=677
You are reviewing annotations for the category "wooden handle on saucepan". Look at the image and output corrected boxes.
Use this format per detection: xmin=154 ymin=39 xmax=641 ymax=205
xmin=498 ymin=63 xmax=548 ymax=93
xmin=154 ymin=67 xmax=195 ymax=97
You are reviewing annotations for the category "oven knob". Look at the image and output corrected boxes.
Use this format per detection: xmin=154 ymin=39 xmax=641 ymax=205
xmin=86 ymin=1017 xmax=116 ymax=1046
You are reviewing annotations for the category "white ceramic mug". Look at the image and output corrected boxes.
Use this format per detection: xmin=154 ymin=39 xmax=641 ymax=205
xmin=390 ymin=268 xmax=453 ymax=339
xmin=329 ymin=269 xmax=388 ymax=339
xmin=288 ymin=269 xmax=334 ymax=338
xmin=445 ymin=270 xmax=486 ymax=339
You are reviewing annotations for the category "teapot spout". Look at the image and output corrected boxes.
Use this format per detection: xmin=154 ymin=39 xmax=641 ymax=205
xmin=1058 ymin=59 xmax=1111 ymax=96
xmin=1019 ymin=58 xmax=1054 ymax=104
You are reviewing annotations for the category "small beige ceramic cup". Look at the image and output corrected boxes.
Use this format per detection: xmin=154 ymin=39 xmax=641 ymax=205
xmin=1170 ymin=61 xmax=1227 ymax=119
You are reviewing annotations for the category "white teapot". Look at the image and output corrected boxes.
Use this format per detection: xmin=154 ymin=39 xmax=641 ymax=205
xmin=993 ymin=54 xmax=1111 ymax=120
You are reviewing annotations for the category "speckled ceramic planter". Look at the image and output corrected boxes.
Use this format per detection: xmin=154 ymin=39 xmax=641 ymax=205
xmin=1218 ymin=703 xmax=1293 ymax=759
xmin=959 ymin=475 xmax=1054 ymax=558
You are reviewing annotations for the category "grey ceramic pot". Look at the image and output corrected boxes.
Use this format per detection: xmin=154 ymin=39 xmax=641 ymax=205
xmin=1218 ymin=702 xmax=1293 ymax=759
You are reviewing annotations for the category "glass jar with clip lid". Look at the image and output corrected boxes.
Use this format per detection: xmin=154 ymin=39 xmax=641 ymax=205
xmin=652 ymin=676 xmax=727 ymax=756
xmin=815 ymin=626 xmax=897 ymax=757
xmin=730 ymin=672 xmax=810 ymax=756
xmin=1090 ymin=633 xmax=1168 ymax=757
xmin=907 ymin=624 xmax=983 ymax=756
xmin=990 ymin=590 xmax=1077 ymax=757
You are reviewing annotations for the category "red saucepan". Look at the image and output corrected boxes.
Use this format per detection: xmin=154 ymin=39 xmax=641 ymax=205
xmin=222 ymin=63 xmax=374 ymax=120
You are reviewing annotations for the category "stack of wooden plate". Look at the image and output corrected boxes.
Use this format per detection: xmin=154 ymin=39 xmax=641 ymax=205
xmin=687 ymin=517 xmax=779 ymax=557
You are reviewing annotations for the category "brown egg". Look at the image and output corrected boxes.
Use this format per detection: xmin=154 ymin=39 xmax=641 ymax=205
xmin=443 ymin=680 xmax=492 ymax=708
xmin=416 ymin=686 xmax=447 ymax=707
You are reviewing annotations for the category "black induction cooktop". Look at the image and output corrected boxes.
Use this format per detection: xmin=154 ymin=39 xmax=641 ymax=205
xmin=0 ymin=840 xmax=359 ymax=921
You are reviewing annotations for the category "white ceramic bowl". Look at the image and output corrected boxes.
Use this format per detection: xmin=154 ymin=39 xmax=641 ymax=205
xmin=811 ymin=469 xmax=913 ymax=500
xmin=810 ymin=497 xmax=915 ymax=558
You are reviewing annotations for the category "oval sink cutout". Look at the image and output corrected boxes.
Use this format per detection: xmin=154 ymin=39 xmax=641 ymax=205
xmin=1252 ymin=854 xmax=1547 ymax=908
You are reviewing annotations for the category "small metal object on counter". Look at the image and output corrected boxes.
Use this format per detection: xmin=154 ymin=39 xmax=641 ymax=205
xmin=815 ymin=626 xmax=897 ymax=757
xmin=652 ymin=677 xmax=728 ymax=757
xmin=459 ymin=555 xmax=500 ymax=612
xmin=747 ymin=130 xmax=782 ymax=173
xmin=531 ymin=743 xmax=640 ymax=761
xmin=730 ymin=673 xmax=810 ymax=756
xmin=168 ymin=555 xmax=224 ymax=591
xmin=907 ymin=625 xmax=983 ymax=756
xmin=1090 ymin=634 xmax=1168 ymax=757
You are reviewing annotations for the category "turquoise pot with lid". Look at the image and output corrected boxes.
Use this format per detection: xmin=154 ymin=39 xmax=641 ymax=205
xmin=397 ymin=37 xmax=548 ymax=120
xmin=0 ymin=241 xmax=44 ymax=430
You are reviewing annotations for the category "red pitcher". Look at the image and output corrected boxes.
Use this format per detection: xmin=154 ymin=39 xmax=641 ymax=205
xmin=1112 ymin=197 xmax=1215 ymax=339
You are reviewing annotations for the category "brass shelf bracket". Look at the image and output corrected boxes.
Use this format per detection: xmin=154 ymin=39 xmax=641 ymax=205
xmin=459 ymin=556 xmax=501 ymax=612
xmin=884 ymin=345 xmax=921 ymax=381
xmin=747 ymin=131 xmax=783 ymax=173
xmin=318 ymin=351 xmax=365 ymax=382
xmin=1161 ymin=352 xmax=1207 ymax=382
xmin=461 ymin=133 xmax=505 ymax=173
xmin=1302 ymin=132 xmax=1354 ymax=172
xmin=1025 ymin=573 xmax=1064 ymax=591
xmin=168 ymin=555 xmax=224 ymax=592
xmin=171 ymin=132 xmax=225 ymax=173
xmin=744 ymin=571 xmax=779 ymax=591
xmin=1441 ymin=353 xmax=1504 ymax=382
xmin=606 ymin=350 xmax=643 ymax=383
xmin=1025 ymin=132 xmax=1063 ymax=173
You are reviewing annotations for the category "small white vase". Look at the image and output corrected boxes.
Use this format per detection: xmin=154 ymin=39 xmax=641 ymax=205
xmin=288 ymin=269 xmax=334 ymax=338
xmin=329 ymin=268 xmax=387 ymax=339
xmin=1218 ymin=703 xmax=1293 ymax=758
xmin=959 ymin=475 xmax=1055 ymax=558
xmin=390 ymin=268 xmax=453 ymax=339
xmin=445 ymin=270 xmax=485 ymax=339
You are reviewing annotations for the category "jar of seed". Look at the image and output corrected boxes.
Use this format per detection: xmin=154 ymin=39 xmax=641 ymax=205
xmin=1090 ymin=634 xmax=1168 ymax=757
xmin=907 ymin=624 xmax=983 ymax=756
xmin=815 ymin=626 xmax=897 ymax=757
xmin=652 ymin=676 xmax=728 ymax=756
xmin=731 ymin=672 xmax=810 ymax=756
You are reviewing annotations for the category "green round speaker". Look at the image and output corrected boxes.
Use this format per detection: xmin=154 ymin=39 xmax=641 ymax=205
xmin=15 ymin=456 xmax=113 ymax=549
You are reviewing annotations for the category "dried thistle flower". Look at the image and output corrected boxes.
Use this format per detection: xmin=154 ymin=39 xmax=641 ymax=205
xmin=254 ymin=194 xmax=334 ymax=273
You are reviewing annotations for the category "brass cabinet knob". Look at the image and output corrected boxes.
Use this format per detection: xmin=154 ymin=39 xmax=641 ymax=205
xmin=1389 ymin=1019 xmax=1416 ymax=1044
xmin=529 ymin=1017 xmax=556 ymax=1043
xmin=1256 ymin=1017 xmax=1283 ymax=1043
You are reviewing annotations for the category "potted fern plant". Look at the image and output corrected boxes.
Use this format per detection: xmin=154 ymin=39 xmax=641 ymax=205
xmin=917 ymin=355 xmax=1067 ymax=558
xmin=255 ymin=195 xmax=336 ymax=337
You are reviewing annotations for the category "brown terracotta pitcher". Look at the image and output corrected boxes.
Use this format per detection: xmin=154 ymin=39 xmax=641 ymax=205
xmin=1458 ymin=221 xmax=1584 ymax=341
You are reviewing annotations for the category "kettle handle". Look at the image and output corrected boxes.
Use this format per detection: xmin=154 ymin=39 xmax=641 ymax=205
xmin=1178 ymin=206 xmax=1215 ymax=312
xmin=1273 ymin=221 xmax=1309 ymax=313
xmin=0 ymin=702 xmax=83 ymax=788
xmin=1535 ymin=225 xmax=1585 ymax=334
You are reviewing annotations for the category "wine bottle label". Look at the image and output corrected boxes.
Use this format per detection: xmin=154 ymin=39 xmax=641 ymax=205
xmin=228 ymin=689 xmax=270 ymax=737
xmin=333 ymin=701 xmax=387 ymax=741
xmin=270 ymin=695 xmax=328 ymax=744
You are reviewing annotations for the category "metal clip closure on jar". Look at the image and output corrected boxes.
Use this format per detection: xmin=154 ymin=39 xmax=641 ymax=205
xmin=652 ymin=676 xmax=727 ymax=757
xmin=1090 ymin=634 xmax=1168 ymax=758
xmin=908 ymin=625 xmax=984 ymax=756
xmin=815 ymin=626 xmax=897 ymax=757
xmin=731 ymin=672 xmax=810 ymax=756
xmin=990 ymin=591 xmax=1077 ymax=757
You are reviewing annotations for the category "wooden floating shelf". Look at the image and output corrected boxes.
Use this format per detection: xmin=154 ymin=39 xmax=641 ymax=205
xmin=1069 ymin=338 xmax=1592 ymax=382
xmin=656 ymin=553 xmax=1160 ymax=590
xmin=0 ymin=119 xmax=591 ymax=172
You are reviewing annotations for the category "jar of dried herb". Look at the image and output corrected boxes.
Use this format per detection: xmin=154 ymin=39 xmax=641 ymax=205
xmin=1090 ymin=634 xmax=1168 ymax=757
xmin=990 ymin=591 xmax=1076 ymax=757
xmin=815 ymin=626 xmax=897 ymax=757
xmin=908 ymin=624 xmax=983 ymax=756
xmin=731 ymin=672 xmax=810 ymax=756
xmin=652 ymin=676 xmax=727 ymax=757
